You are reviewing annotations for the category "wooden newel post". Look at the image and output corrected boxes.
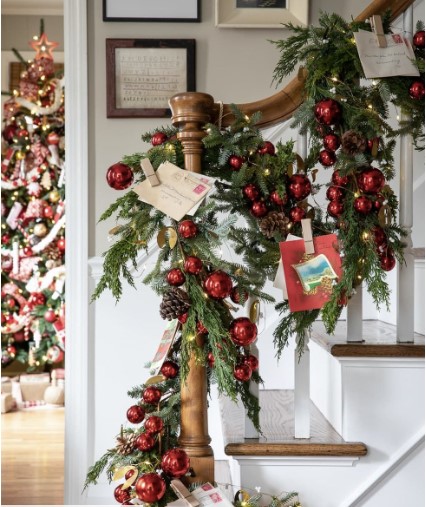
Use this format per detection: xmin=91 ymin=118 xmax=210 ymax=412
xmin=169 ymin=92 xmax=215 ymax=484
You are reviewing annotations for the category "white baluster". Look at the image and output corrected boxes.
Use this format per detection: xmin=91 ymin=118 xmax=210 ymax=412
xmin=294 ymin=331 xmax=310 ymax=438
xmin=244 ymin=296 xmax=259 ymax=439
xmin=347 ymin=287 xmax=363 ymax=342
xmin=397 ymin=6 xmax=415 ymax=343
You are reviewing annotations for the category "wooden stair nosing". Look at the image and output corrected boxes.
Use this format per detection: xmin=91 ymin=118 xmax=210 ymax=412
xmin=329 ymin=343 xmax=425 ymax=358
xmin=224 ymin=442 xmax=367 ymax=457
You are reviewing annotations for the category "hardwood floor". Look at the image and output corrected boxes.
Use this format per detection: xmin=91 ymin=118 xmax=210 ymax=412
xmin=1 ymin=408 xmax=65 ymax=505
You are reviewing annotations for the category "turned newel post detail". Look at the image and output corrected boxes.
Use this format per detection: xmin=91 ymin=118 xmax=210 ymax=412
xmin=169 ymin=92 xmax=216 ymax=483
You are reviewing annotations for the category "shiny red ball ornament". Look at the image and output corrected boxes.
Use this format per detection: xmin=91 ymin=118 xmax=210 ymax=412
xmin=228 ymin=155 xmax=244 ymax=170
xmin=367 ymin=137 xmax=381 ymax=154
xmin=43 ymin=205 xmax=54 ymax=218
xmin=413 ymin=30 xmax=425 ymax=48
xmin=13 ymin=331 xmax=26 ymax=343
xmin=327 ymin=201 xmax=344 ymax=218
xmin=161 ymin=448 xmax=190 ymax=478
xmin=250 ymin=200 xmax=268 ymax=218
xmin=178 ymin=220 xmax=198 ymax=239
xmin=323 ymin=133 xmax=341 ymax=152
xmin=318 ymin=149 xmax=336 ymax=167
xmin=2 ymin=234 xmax=10 ymax=244
xmin=46 ymin=132 xmax=60 ymax=145
xmin=160 ymin=360 xmax=179 ymax=379
xmin=373 ymin=193 xmax=385 ymax=211
xmin=106 ymin=163 xmax=134 ymax=190
xmin=243 ymin=184 xmax=260 ymax=201
xmin=2 ymin=124 xmax=18 ymax=143
xmin=257 ymin=141 xmax=275 ymax=155
xmin=243 ymin=354 xmax=259 ymax=372
xmin=331 ymin=170 xmax=349 ymax=187
xmin=234 ymin=363 xmax=252 ymax=382
xmin=409 ymin=80 xmax=425 ymax=100
xmin=207 ymin=351 xmax=215 ymax=368
xmin=229 ymin=317 xmax=258 ymax=346
xmin=230 ymin=286 xmax=248 ymax=305
xmin=357 ymin=167 xmax=385 ymax=194
xmin=44 ymin=309 xmax=57 ymax=323
xmin=289 ymin=206 xmax=306 ymax=222
xmin=126 ymin=405 xmax=145 ymax=424
xmin=143 ymin=386 xmax=162 ymax=405
xmin=145 ymin=416 xmax=164 ymax=434
xmin=353 ymin=196 xmax=373 ymax=215
xmin=151 ymin=132 xmax=168 ymax=146
xmin=177 ymin=312 xmax=188 ymax=324
xmin=372 ymin=226 xmax=387 ymax=248
xmin=6 ymin=345 xmax=16 ymax=356
xmin=135 ymin=473 xmax=166 ymax=503
xmin=114 ymin=485 xmax=131 ymax=504
xmin=270 ymin=190 xmax=287 ymax=206
xmin=184 ymin=256 xmax=203 ymax=275
xmin=22 ymin=246 xmax=33 ymax=256
xmin=326 ymin=186 xmax=344 ymax=202
xmin=57 ymin=237 xmax=66 ymax=252
xmin=29 ymin=292 xmax=46 ymax=306
xmin=196 ymin=321 xmax=208 ymax=334
xmin=135 ymin=432 xmax=156 ymax=451
xmin=287 ymin=174 xmax=312 ymax=201
xmin=17 ymin=129 xmax=28 ymax=139
xmin=314 ymin=98 xmax=342 ymax=125
xmin=204 ymin=270 xmax=233 ymax=299
xmin=380 ymin=251 xmax=396 ymax=271
xmin=166 ymin=268 xmax=185 ymax=287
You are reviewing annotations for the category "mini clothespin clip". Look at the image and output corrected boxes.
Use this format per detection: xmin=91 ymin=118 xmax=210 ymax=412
xmin=140 ymin=158 xmax=160 ymax=186
xmin=301 ymin=218 xmax=315 ymax=255
xmin=170 ymin=480 xmax=200 ymax=507
xmin=370 ymin=15 xmax=387 ymax=48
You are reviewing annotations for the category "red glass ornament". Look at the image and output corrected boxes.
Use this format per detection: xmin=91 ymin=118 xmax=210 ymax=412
xmin=243 ymin=354 xmax=259 ymax=371
xmin=380 ymin=251 xmax=396 ymax=271
xmin=207 ymin=351 xmax=215 ymax=368
xmin=409 ymin=80 xmax=425 ymax=100
xmin=289 ymin=206 xmax=306 ymax=222
xmin=326 ymin=186 xmax=344 ymax=202
xmin=230 ymin=286 xmax=248 ymax=305
xmin=413 ymin=30 xmax=425 ymax=48
xmin=373 ymin=193 xmax=385 ymax=211
xmin=135 ymin=432 xmax=156 ymax=451
xmin=2 ymin=234 xmax=10 ymax=244
xmin=2 ymin=124 xmax=18 ymax=143
xmin=196 ymin=321 xmax=208 ymax=334
xmin=228 ymin=155 xmax=244 ymax=170
xmin=314 ymin=98 xmax=342 ymax=125
xmin=114 ymin=485 xmax=131 ymax=504
xmin=29 ymin=292 xmax=46 ymax=306
xmin=250 ymin=200 xmax=268 ymax=218
xmin=17 ymin=129 xmax=28 ymax=139
xmin=318 ymin=149 xmax=336 ymax=167
xmin=143 ymin=386 xmax=162 ymax=405
xmin=323 ymin=133 xmax=341 ymax=152
xmin=106 ymin=163 xmax=134 ymax=190
xmin=6 ymin=297 xmax=16 ymax=308
xmin=160 ymin=360 xmax=179 ymax=379
xmin=331 ymin=170 xmax=349 ymax=186
xmin=204 ymin=270 xmax=233 ymax=299
xmin=234 ymin=363 xmax=252 ymax=382
xmin=353 ymin=196 xmax=373 ymax=215
xmin=13 ymin=331 xmax=26 ymax=343
xmin=367 ymin=137 xmax=381 ymax=154
xmin=372 ymin=226 xmax=387 ymax=248
xmin=47 ymin=344 xmax=65 ymax=364
xmin=166 ymin=268 xmax=185 ymax=287
xmin=57 ymin=237 xmax=66 ymax=252
xmin=357 ymin=167 xmax=385 ymax=194
xmin=6 ymin=345 xmax=16 ymax=356
xmin=270 ymin=190 xmax=287 ymax=206
xmin=151 ymin=132 xmax=168 ymax=146
xmin=257 ymin=141 xmax=275 ymax=155
xmin=135 ymin=473 xmax=166 ymax=503
xmin=22 ymin=246 xmax=33 ymax=256
xmin=47 ymin=132 xmax=60 ymax=145
xmin=43 ymin=205 xmax=54 ymax=218
xmin=178 ymin=220 xmax=198 ymax=239
xmin=184 ymin=256 xmax=203 ymax=275
xmin=44 ymin=309 xmax=57 ymax=323
xmin=287 ymin=174 xmax=312 ymax=200
xmin=145 ymin=416 xmax=164 ymax=434
xmin=229 ymin=317 xmax=258 ymax=346
xmin=177 ymin=312 xmax=188 ymax=324
xmin=243 ymin=184 xmax=260 ymax=201
xmin=338 ymin=293 xmax=348 ymax=307
xmin=161 ymin=448 xmax=190 ymax=478
xmin=327 ymin=201 xmax=344 ymax=218
xmin=126 ymin=405 xmax=145 ymax=424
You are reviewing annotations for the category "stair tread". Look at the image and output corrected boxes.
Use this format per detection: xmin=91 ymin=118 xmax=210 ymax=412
xmin=311 ymin=320 xmax=425 ymax=358
xmin=221 ymin=390 xmax=367 ymax=457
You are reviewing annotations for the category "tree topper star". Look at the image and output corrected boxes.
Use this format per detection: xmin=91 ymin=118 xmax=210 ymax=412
xmin=30 ymin=33 xmax=59 ymax=60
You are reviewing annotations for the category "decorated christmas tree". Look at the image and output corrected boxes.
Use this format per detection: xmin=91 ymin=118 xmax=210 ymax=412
xmin=1 ymin=22 xmax=65 ymax=371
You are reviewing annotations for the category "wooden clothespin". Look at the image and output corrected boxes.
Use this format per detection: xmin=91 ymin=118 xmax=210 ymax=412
xmin=140 ymin=158 xmax=160 ymax=186
xmin=370 ymin=15 xmax=387 ymax=48
xmin=170 ymin=480 xmax=200 ymax=507
xmin=301 ymin=218 xmax=315 ymax=255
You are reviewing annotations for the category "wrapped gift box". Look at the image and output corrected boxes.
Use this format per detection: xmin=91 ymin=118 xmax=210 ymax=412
xmin=19 ymin=373 xmax=50 ymax=402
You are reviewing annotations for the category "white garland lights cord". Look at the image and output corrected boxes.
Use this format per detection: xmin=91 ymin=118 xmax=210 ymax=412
xmin=15 ymin=77 xmax=65 ymax=116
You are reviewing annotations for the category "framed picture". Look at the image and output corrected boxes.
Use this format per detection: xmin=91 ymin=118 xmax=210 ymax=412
xmin=106 ymin=39 xmax=196 ymax=118
xmin=215 ymin=0 xmax=308 ymax=28
xmin=103 ymin=0 xmax=200 ymax=22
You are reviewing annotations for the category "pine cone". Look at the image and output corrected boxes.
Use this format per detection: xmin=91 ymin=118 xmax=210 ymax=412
xmin=160 ymin=287 xmax=190 ymax=320
xmin=116 ymin=432 xmax=137 ymax=455
xmin=259 ymin=211 xmax=290 ymax=238
xmin=44 ymin=243 xmax=61 ymax=261
xmin=341 ymin=130 xmax=367 ymax=155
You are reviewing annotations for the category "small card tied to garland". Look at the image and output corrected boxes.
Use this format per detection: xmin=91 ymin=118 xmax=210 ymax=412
xmin=279 ymin=219 xmax=342 ymax=312
xmin=149 ymin=319 xmax=180 ymax=375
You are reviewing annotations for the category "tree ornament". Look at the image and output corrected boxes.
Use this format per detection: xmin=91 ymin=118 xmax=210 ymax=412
xmin=207 ymin=351 xmax=215 ymax=367
xmin=3 ymin=124 xmax=18 ymax=143
xmin=6 ymin=345 xmax=16 ymax=357
xmin=115 ymin=432 xmax=137 ymax=455
xmin=160 ymin=360 xmax=179 ymax=379
xmin=341 ymin=130 xmax=367 ymax=155
xmin=257 ymin=141 xmax=275 ymax=155
xmin=230 ymin=286 xmax=248 ymax=305
xmin=228 ymin=155 xmax=244 ymax=170
xmin=126 ymin=405 xmax=145 ymax=424
xmin=151 ymin=132 xmax=168 ymax=146
xmin=48 ymin=190 xmax=61 ymax=203
xmin=250 ymin=200 xmax=268 ymax=218
xmin=114 ymin=485 xmax=131 ymax=504
xmin=2 ymin=234 xmax=11 ymax=244
xmin=259 ymin=211 xmax=289 ymax=238
xmin=234 ymin=363 xmax=252 ymax=382
xmin=22 ymin=246 xmax=33 ymax=257
xmin=43 ymin=205 xmax=54 ymax=218
xmin=270 ymin=189 xmax=288 ymax=206
xmin=372 ymin=226 xmax=387 ymax=248
xmin=46 ymin=345 xmax=64 ymax=363
xmin=135 ymin=473 xmax=166 ymax=503
xmin=166 ymin=268 xmax=186 ymax=287
xmin=380 ymin=251 xmax=396 ymax=271
xmin=413 ymin=30 xmax=425 ymax=49
xmin=161 ymin=448 xmax=190 ymax=478
xmin=57 ymin=237 xmax=66 ymax=252
xmin=243 ymin=184 xmax=260 ymax=201
xmin=409 ymin=80 xmax=425 ymax=100
xmin=289 ymin=206 xmax=306 ymax=222
xmin=106 ymin=163 xmax=134 ymax=191
xmin=178 ymin=220 xmax=198 ymax=239
xmin=184 ymin=256 xmax=203 ymax=275
xmin=287 ymin=174 xmax=312 ymax=200
xmin=357 ymin=167 xmax=385 ymax=194
xmin=177 ymin=312 xmax=188 ymax=324
xmin=367 ymin=137 xmax=381 ymax=155
xmin=145 ymin=416 xmax=164 ymax=434
xmin=323 ymin=133 xmax=341 ymax=152
xmin=46 ymin=132 xmax=60 ymax=145
xmin=332 ymin=170 xmax=349 ymax=187
xmin=135 ymin=432 xmax=156 ymax=451
xmin=318 ymin=149 xmax=336 ymax=167
xmin=29 ymin=292 xmax=46 ymax=306
xmin=44 ymin=309 xmax=57 ymax=323
xmin=353 ymin=196 xmax=373 ymax=214
xmin=314 ymin=98 xmax=342 ymax=125
xmin=373 ymin=193 xmax=385 ymax=211
xmin=196 ymin=321 xmax=208 ymax=335
xmin=204 ymin=270 xmax=233 ymax=299
xmin=327 ymin=201 xmax=344 ymax=218
xmin=143 ymin=386 xmax=162 ymax=405
xmin=229 ymin=317 xmax=258 ymax=346
xmin=326 ymin=186 xmax=344 ymax=202
xmin=243 ymin=354 xmax=259 ymax=371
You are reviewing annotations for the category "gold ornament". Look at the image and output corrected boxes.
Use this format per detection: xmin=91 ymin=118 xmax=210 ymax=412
xmin=48 ymin=190 xmax=61 ymax=203
xmin=34 ymin=223 xmax=48 ymax=237
xmin=16 ymin=151 xmax=25 ymax=160
xmin=157 ymin=227 xmax=177 ymax=249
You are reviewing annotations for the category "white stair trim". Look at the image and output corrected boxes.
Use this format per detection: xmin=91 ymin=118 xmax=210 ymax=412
xmin=233 ymin=456 xmax=360 ymax=467
xmin=338 ymin=357 xmax=425 ymax=368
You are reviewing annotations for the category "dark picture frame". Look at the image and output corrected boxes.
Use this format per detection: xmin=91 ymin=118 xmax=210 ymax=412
xmin=103 ymin=0 xmax=200 ymax=22
xmin=106 ymin=39 xmax=196 ymax=118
